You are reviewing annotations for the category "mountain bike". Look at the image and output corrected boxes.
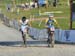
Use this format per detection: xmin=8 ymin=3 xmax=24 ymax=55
xmin=47 ymin=28 xmax=55 ymax=47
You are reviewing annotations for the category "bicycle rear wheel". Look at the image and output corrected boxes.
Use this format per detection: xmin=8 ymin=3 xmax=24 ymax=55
xmin=50 ymin=33 xmax=54 ymax=47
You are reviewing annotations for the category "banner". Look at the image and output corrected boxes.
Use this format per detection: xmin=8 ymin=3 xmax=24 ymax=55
xmin=29 ymin=27 xmax=75 ymax=43
xmin=59 ymin=30 xmax=75 ymax=43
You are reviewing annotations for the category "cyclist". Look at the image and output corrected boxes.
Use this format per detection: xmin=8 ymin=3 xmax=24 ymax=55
xmin=20 ymin=16 xmax=29 ymax=33
xmin=45 ymin=15 xmax=59 ymax=47
xmin=19 ymin=16 xmax=30 ymax=46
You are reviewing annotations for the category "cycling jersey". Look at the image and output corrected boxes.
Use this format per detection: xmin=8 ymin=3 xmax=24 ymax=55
xmin=46 ymin=18 xmax=57 ymax=31
xmin=20 ymin=19 xmax=29 ymax=32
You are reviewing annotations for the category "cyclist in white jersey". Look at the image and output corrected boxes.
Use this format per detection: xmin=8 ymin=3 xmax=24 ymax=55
xmin=20 ymin=16 xmax=29 ymax=33
xmin=19 ymin=16 xmax=30 ymax=46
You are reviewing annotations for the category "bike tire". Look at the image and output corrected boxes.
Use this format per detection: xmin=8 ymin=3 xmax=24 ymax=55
xmin=50 ymin=34 xmax=54 ymax=48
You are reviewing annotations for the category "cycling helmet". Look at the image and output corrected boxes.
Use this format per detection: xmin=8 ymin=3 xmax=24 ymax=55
xmin=49 ymin=14 xmax=54 ymax=18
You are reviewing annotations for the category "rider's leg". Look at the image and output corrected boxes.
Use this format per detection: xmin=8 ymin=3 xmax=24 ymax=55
xmin=48 ymin=33 xmax=51 ymax=43
xmin=47 ymin=28 xmax=50 ymax=43
xmin=47 ymin=28 xmax=51 ymax=47
xmin=26 ymin=27 xmax=29 ymax=38
xmin=48 ymin=34 xmax=51 ymax=47
xmin=21 ymin=31 xmax=26 ymax=45
xmin=23 ymin=28 xmax=28 ymax=47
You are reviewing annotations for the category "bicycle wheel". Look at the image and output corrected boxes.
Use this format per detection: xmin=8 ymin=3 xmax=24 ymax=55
xmin=50 ymin=33 xmax=54 ymax=47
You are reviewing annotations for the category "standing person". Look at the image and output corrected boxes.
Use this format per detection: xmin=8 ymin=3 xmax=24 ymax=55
xmin=45 ymin=15 xmax=59 ymax=47
xmin=19 ymin=16 xmax=30 ymax=47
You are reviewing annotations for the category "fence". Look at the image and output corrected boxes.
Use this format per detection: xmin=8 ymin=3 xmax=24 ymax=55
xmin=29 ymin=28 xmax=75 ymax=43
xmin=0 ymin=13 xmax=59 ymax=41
xmin=0 ymin=13 xmax=20 ymax=30
xmin=0 ymin=13 xmax=75 ymax=43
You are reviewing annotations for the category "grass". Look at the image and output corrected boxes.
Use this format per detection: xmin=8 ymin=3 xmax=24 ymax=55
xmin=0 ymin=0 xmax=75 ymax=30
xmin=31 ymin=18 xmax=70 ymax=30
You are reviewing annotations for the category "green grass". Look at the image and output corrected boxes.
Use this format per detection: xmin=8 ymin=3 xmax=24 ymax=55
xmin=0 ymin=0 xmax=75 ymax=30
xmin=72 ymin=21 xmax=75 ymax=28
xmin=31 ymin=18 xmax=70 ymax=30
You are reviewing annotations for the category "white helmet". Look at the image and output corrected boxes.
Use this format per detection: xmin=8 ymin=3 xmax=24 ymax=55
xmin=49 ymin=14 xmax=54 ymax=18
xmin=49 ymin=15 xmax=53 ymax=18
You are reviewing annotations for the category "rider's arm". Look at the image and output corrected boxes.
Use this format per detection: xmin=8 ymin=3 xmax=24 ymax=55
xmin=27 ymin=19 xmax=31 ymax=26
xmin=19 ymin=20 xmax=22 ymax=26
xmin=19 ymin=20 xmax=22 ymax=23
xmin=45 ymin=18 xmax=48 ymax=27
xmin=53 ymin=19 xmax=60 ymax=28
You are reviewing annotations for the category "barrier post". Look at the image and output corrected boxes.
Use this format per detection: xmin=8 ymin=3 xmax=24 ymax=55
xmin=70 ymin=0 xmax=72 ymax=29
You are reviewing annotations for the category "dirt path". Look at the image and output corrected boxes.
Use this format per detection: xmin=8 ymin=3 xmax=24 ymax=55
xmin=0 ymin=44 xmax=75 ymax=56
